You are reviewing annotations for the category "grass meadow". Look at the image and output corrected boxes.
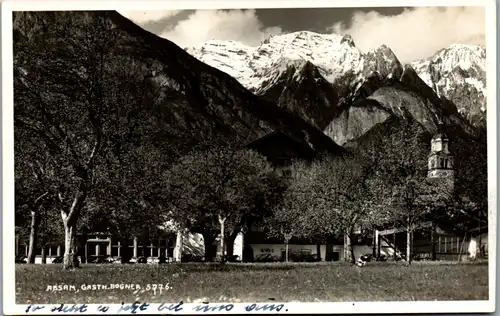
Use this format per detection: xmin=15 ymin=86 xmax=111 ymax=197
xmin=16 ymin=262 xmax=488 ymax=304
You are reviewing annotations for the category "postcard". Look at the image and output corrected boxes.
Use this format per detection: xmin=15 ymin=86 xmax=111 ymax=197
xmin=3 ymin=0 xmax=496 ymax=314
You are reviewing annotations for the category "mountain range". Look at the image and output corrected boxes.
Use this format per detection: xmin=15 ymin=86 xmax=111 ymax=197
xmin=411 ymin=44 xmax=486 ymax=127
xmin=187 ymin=31 xmax=487 ymax=136
xmin=14 ymin=11 xmax=487 ymax=204
xmin=13 ymin=11 xmax=345 ymax=160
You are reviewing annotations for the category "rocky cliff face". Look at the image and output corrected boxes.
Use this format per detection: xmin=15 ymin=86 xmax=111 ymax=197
xmin=187 ymin=32 xmax=486 ymax=144
xmin=14 ymin=11 xmax=344 ymax=159
xmin=187 ymin=31 xmax=407 ymax=98
xmin=324 ymin=64 xmax=478 ymax=146
xmin=15 ymin=11 xmax=485 ymax=170
xmin=411 ymin=44 xmax=486 ymax=127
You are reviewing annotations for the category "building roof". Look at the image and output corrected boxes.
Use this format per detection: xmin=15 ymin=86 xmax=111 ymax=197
xmin=467 ymin=225 xmax=488 ymax=234
xmin=246 ymin=129 xmax=317 ymax=165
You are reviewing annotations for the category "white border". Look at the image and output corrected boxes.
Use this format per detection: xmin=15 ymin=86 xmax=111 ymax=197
xmin=2 ymin=0 xmax=497 ymax=314
xmin=5 ymin=301 xmax=498 ymax=314
xmin=0 ymin=0 xmax=494 ymax=10
xmin=485 ymin=0 xmax=498 ymax=311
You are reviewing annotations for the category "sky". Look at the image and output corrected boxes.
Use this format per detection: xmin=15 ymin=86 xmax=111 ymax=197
xmin=119 ymin=6 xmax=485 ymax=63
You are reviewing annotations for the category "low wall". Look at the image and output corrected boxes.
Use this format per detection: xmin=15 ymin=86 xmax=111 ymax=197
xmin=249 ymin=243 xmax=327 ymax=261
xmin=247 ymin=244 xmax=377 ymax=262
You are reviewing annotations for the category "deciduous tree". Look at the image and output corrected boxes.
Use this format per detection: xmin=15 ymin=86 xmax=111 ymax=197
xmin=14 ymin=10 xmax=184 ymax=269
xmin=268 ymin=156 xmax=376 ymax=263
xmin=266 ymin=160 xmax=313 ymax=262
xmin=163 ymin=144 xmax=282 ymax=262
xmin=360 ymin=119 xmax=431 ymax=264
xmin=14 ymin=12 xmax=122 ymax=269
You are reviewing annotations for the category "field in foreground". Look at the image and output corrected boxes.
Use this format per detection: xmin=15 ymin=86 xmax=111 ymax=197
xmin=16 ymin=262 xmax=488 ymax=303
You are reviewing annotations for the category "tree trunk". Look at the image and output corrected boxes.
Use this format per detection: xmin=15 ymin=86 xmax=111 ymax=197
xmin=202 ymin=233 xmax=216 ymax=262
xmin=372 ymin=231 xmax=377 ymax=257
xmin=316 ymin=244 xmax=321 ymax=261
xmin=218 ymin=215 xmax=226 ymax=264
xmin=27 ymin=192 xmax=48 ymax=264
xmin=283 ymin=233 xmax=291 ymax=262
xmin=406 ymin=225 xmax=412 ymax=265
xmin=431 ymin=223 xmax=436 ymax=261
xmin=62 ymin=220 xmax=79 ymax=269
xmin=344 ymin=232 xmax=355 ymax=264
xmin=285 ymin=241 xmax=289 ymax=262
xmin=393 ymin=230 xmax=397 ymax=261
xmin=81 ymin=233 xmax=88 ymax=263
xmin=27 ymin=210 xmax=41 ymax=264
xmin=478 ymin=231 xmax=482 ymax=259
xmin=41 ymin=244 xmax=46 ymax=264
xmin=61 ymin=186 xmax=86 ymax=270
xmin=141 ymin=240 xmax=147 ymax=258
xmin=174 ymin=230 xmax=183 ymax=262
xmin=121 ymin=238 xmax=130 ymax=263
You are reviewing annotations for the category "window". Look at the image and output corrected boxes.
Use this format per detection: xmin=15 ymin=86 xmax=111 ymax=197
xmin=435 ymin=142 xmax=442 ymax=152
xmin=87 ymin=244 xmax=96 ymax=256
xmin=167 ymin=239 xmax=175 ymax=248
xmin=280 ymin=249 xmax=288 ymax=261
xmin=332 ymin=252 xmax=340 ymax=261
xmin=98 ymin=244 xmax=107 ymax=256
xmin=438 ymin=236 xmax=460 ymax=253
xmin=167 ymin=248 xmax=174 ymax=258
xmin=250 ymin=223 xmax=264 ymax=232
xmin=159 ymin=248 xmax=166 ymax=257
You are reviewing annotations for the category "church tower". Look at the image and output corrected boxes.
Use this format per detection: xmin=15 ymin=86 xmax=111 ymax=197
xmin=428 ymin=124 xmax=454 ymax=181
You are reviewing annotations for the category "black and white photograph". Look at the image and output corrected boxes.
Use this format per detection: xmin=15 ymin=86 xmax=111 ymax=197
xmin=3 ymin=0 xmax=496 ymax=314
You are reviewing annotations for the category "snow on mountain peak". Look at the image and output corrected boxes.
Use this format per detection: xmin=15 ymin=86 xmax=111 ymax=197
xmin=411 ymin=43 xmax=486 ymax=125
xmin=413 ymin=44 xmax=485 ymax=74
xmin=340 ymin=34 xmax=356 ymax=47
xmin=186 ymin=32 xmax=486 ymax=126
xmin=186 ymin=31 xmax=369 ymax=91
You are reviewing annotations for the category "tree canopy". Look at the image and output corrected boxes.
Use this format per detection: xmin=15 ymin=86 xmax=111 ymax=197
xmin=162 ymin=144 xmax=285 ymax=261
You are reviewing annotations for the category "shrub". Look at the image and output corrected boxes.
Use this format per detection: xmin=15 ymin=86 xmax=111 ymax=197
xmin=290 ymin=252 xmax=318 ymax=262
xmin=181 ymin=253 xmax=204 ymax=262
xmin=255 ymin=253 xmax=281 ymax=262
